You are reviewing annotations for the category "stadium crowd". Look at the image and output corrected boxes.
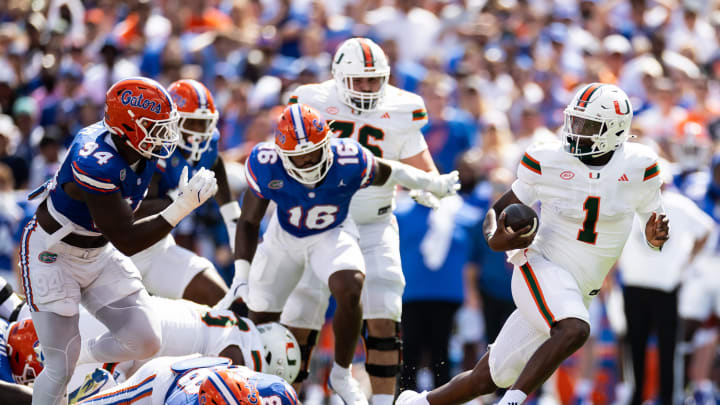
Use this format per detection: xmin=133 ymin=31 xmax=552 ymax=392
xmin=2 ymin=0 xmax=720 ymax=404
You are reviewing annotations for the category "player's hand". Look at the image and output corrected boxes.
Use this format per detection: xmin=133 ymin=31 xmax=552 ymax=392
xmin=487 ymin=210 xmax=536 ymax=251
xmin=645 ymin=212 xmax=669 ymax=249
xmin=215 ymin=281 xmax=248 ymax=310
xmin=409 ymin=189 xmax=441 ymax=209
xmin=160 ymin=167 xmax=218 ymax=226
xmin=428 ymin=170 xmax=461 ymax=198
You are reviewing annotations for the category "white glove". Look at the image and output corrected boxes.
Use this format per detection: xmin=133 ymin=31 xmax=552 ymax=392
xmin=160 ymin=166 xmax=218 ymax=226
xmin=214 ymin=259 xmax=250 ymax=309
xmin=409 ymin=189 xmax=440 ymax=209
xmin=427 ymin=170 xmax=460 ymax=198
xmin=220 ymin=201 xmax=241 ymax=253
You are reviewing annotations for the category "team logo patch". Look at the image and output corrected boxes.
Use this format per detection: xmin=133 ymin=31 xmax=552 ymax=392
xmin=169 ymin=90 xmax=186 ymax=108
xmin=268 ymin=180 xmax=284 ymax=189
xmin=38 ymin=251 xmax=57 ymax=264
xmin=326 ymin=107 xmax=338 ymax=115
xmin=171 ymin=157 xmax=180 ymax=167
xmin=560 ymin=170 xmax=575 ymax=180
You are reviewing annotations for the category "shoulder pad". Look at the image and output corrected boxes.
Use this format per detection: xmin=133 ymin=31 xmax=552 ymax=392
xmin=289 ymin=82 xmax=332 ymax=109
xmin=382 ymin=86 xmax=427 ymax=129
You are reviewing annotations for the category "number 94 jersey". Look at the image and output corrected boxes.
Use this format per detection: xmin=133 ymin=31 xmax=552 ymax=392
xmin=245 ymin=138 xmax=375 ymax=237
xmin=509 ymin=141 xmax=663 ymax=293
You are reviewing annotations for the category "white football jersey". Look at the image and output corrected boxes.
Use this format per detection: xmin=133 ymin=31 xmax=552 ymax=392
xmin=509 ymin=141 xmax=663 ymax=293
xmin=76 ymin=297 xmax=265 ymax=370
xmin=290 ymin=80 xmax=429 ymax=224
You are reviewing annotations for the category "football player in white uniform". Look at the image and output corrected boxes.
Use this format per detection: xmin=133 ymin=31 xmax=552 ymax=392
xmin=396 ymin=83 xmax=670 ymax=405
xmin=282 ymin=37 xmax=437 ymax=405
xmin=6 ymin=298 xmax=300 ymax=389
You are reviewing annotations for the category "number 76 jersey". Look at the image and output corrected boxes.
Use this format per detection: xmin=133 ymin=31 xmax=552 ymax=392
xmin=510 ymin=141 xmax=663 ymax=292
xmin=245 ymin=138 xmax=375 ymax=237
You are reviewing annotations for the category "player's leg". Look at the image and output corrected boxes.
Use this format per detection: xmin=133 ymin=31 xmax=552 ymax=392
xmin=428 ymin=302 xmax=461 ymax=387
xmin=30 ymin=311 xmax=82 ymax=405
xmin=623 ymin=286 xmax=652 ymax=405
xmin=181 ymin=268 xmax=228 ymax=306
xmin=655 ymin=289 xmax=679 ymax=405
xmin=19 ymin=218 xmax=83 ymax=405
xmin=0 ymin=379 xmax=32 ymax=404
xmin=132 ymin=235 xmax=227 ymax=305
xmin=358 ymin=219 xmax=405 ymax=405
xmin=308 ymin=220 xmax=367 ymax=405
xmin=84 ymin=289 xmax=162 ymax=363
xmin=327 ymin=269 xmax=365 ymax=368
xmin=247 ymin=223 xmax=306 ymax=326
xmin=281 ymin=273 xmax=329 ymax=391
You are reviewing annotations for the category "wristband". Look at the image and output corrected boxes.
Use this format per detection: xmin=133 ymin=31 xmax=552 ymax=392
xmin=234 ymin=259 xmax=250 ymax=283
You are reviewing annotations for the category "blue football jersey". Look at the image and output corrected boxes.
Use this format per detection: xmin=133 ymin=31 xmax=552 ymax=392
xmin=47 ymin=122 xmax=157 ymax=233
xmin=245 ymin=138 xmax=375 ymax=237
xmin=0 ymin=319 xmax=13 ymax=383
xmin=157 ymin=130 xmax=220 ymax=197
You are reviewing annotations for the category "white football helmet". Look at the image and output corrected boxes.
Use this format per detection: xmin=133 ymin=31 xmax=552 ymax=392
xmin=257 ymin=323 xmax=301 ymax=383
xmin=670 ymin=118 xmax=712 ymax=172
xmin=562 ymin=83 xmax=633 ymax=158
xmin=332 ymin=37 xmax=390 ymax=112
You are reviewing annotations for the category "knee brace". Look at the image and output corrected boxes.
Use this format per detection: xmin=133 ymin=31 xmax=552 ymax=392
xmin=363 ymin=322 xmax=403 ymax=378
xmin=293 ymin=329 xmax=319 ymax=384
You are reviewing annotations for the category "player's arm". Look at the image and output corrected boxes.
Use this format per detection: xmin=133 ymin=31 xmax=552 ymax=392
xmin=213 ymin=157 xmax=242 ymax=251
xmin=482 ymin=189 xmax=535 ymax=252
xmin=399 ymin=149 xmax=438 ymax=174
xmin=371 ymin=157 xmax=458 ymax=197
xmin=133 ymin=171 xmax=172 ymax=220
xmin=70 ymin=166 xmax=217 ymax=256
xmin=214 ymin=190 xmax=269 ymax=309
xmin=234 ymin=190 xmax=269 ymax=262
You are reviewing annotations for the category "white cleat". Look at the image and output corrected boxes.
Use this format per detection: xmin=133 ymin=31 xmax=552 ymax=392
xmin=396 ymin=390 xmax=427 ymax=405
xmin=328 ymin=371 xmax=368 ymax=405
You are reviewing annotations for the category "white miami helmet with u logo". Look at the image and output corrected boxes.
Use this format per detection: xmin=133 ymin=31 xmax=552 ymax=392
xmin=331 ymin=37 xmax=390 ymax=112
xmin=563 ymin=83 xmax=633 ymax=158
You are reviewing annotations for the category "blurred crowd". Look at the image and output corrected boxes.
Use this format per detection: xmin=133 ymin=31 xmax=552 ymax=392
xmin=3 ymin=0 xmax=720 ymax=403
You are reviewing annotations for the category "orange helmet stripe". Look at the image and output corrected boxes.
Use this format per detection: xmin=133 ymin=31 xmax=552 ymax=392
xmin=577 ymin=84 xmax=602 ymax=108
xmin=357 ymin=38 xmax=374 ymax=68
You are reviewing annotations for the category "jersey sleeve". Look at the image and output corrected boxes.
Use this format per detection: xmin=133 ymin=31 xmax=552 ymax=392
xmin=244 ymin=145 xmax=270 ymax=199
xmin=511 ymin=150 xmax=542 ymax=205
xmin=635 ymin=160 xmax=663 ymax=215
xmin=70 ymin=153 xmax=121 ymax=195
xmin=357 ymin=143 xmax=376 ymax=189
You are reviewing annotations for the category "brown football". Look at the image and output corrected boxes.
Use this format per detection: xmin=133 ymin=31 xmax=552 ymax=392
xmin=502 ymin=203 xmax=538 ymax=236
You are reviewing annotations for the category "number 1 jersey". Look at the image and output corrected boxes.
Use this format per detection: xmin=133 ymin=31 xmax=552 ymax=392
xmin=245 ymin=138 xmax=375 ymax=237
xmin=509 ymin=141 xmax=663 ymax=293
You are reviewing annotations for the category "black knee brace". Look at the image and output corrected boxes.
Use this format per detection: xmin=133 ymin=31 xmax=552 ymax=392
xmin=293 ymin=329 xmax=319 ymax=384
xmin=363 ymin=322 xmax=403 ymax=378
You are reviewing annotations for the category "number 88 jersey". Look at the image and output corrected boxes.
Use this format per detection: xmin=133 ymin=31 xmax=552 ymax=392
xmin=245 ymin=138 xmax=375 ymax=237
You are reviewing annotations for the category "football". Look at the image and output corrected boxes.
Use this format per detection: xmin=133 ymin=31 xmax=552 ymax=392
xmin=502 ymin=203 xmax=539 ymax=237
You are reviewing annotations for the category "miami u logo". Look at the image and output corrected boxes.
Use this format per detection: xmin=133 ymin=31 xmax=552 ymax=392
xmin=614 ymin=100 xmax=630 ymax=115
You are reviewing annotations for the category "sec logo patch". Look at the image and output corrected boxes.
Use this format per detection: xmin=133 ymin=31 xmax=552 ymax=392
xmin=326 ymin=107 xmax=338 ymax=115
xmin=560 ymin=170 xmax=575 ymax=180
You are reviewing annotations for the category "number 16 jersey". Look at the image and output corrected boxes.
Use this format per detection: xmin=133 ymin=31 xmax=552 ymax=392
xmin=245 ymin=138 xmax=375 ymax=237
xmin=510 ymin=141 xmax=663 ymax=293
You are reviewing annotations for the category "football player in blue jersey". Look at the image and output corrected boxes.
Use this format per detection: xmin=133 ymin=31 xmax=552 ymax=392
xmin=129 ymin=79 xmax=236 ymax=306
xmin=75 ymin=354 xmax=298 ymax=405
xmin=20 ymin=77 xmax=218 ymax=405
xmin=216 ymin=103 xmax=459 ymax=405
